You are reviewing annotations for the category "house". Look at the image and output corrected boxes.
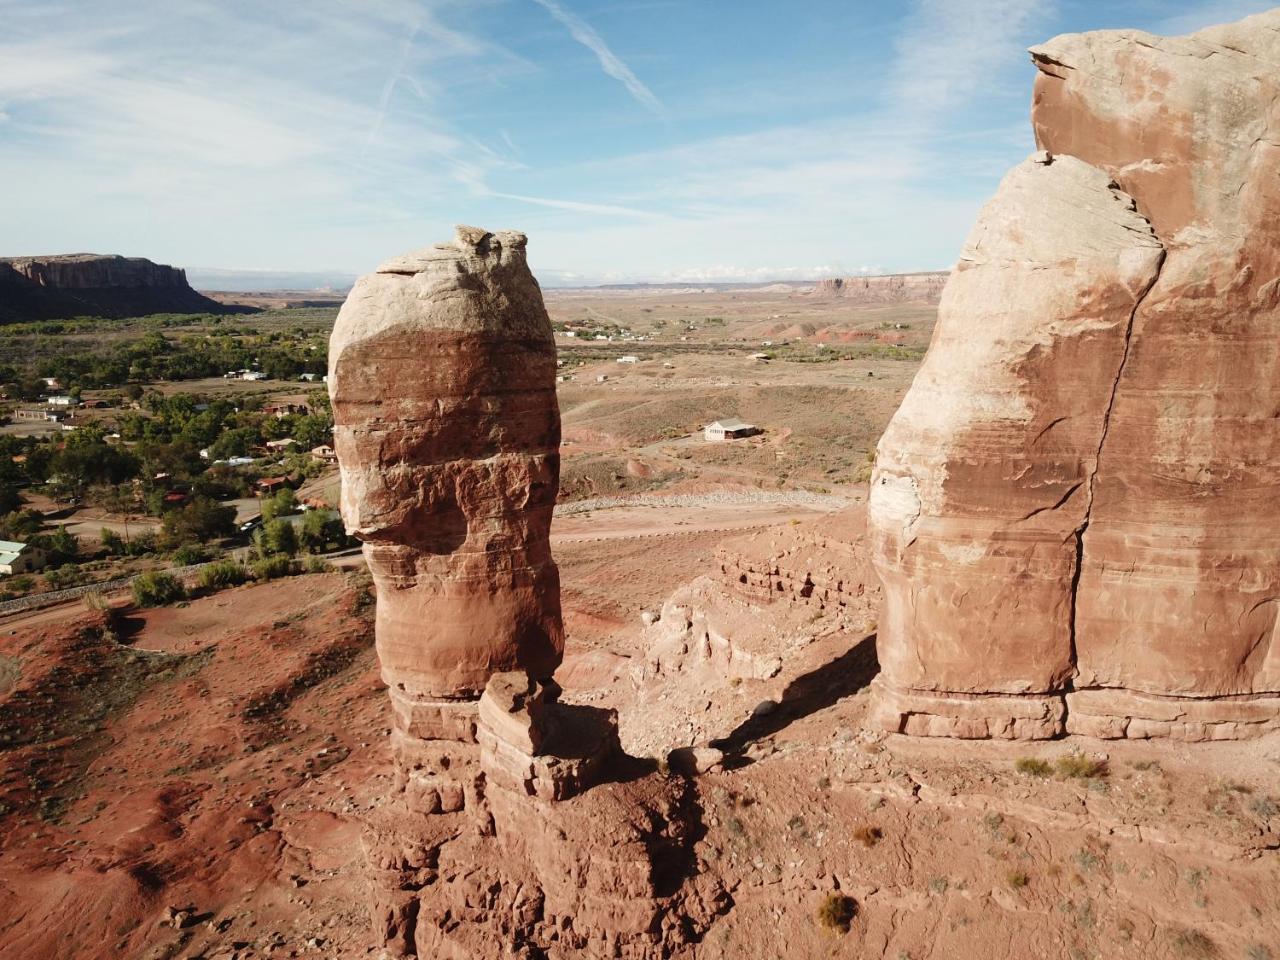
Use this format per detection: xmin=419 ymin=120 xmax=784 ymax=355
xmin=46 ymin=395 xmax=79 ymax=407
xmin=596 ymin=374 xmax=609 ymax=383
xmin=0 ymin=540 xmax=45 ymax=576
xmin=299 ymin=372 xmax=321 ymax=382
xmin=241 ymin=371 xmax=269 ymax=381
xmin=616 ymin=355 xmax=639 ymax=364
xmin=256 ymin=476 xmax=293 ymax=495
xmin=264 ymin=402 xmax=310 ymax=418
xmin=41 ymin=377 xmax=61 ymax=390
xmin=310 ymin=444 xmax=337 ymax=463
xmin=704 ymin=419 xmax=759 ymax=442
xmin=265 ymin=438 xmax=299 ymax=451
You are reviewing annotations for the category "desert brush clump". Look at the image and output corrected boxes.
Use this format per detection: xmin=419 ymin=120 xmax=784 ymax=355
xmin=198 ymin=559 xmax=248 ymax=590
xmin=1054 ymin=754 xmax=1108 ymax=779
xmin=1015 ymin=757 xmax=1052 ymax=777
xmin=131 ymin=571 xmax=186 ymax=607
xmin=1170 ymin=927 xmax=1218 ymax=958
xmin=1006 ymin=870 xmax=1030 ymax=889
xmin=251 ymin=555 xmax=295 ymax=581
xmin=853 ymin=825 xmax=883 ymax=847
xmin=817 ymin=893 xmax=857 ymax=933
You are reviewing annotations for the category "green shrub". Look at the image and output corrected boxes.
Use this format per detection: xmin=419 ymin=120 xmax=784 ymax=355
xmin=817 ymin=893 xmax=857 ymax=933
xmin=132 ymin=571 xmax=186 ymax=607
xmin=198 ymin=560 xmax=248 ymax=590
xmin=304 ymin=557 xmax=332 ymax=574
xmin=171 ymin=543 xmax=211 ymax=566
xmin=100 ymin=528 xmax=125 ymax=556
xmin=251 ymin=555 xmax=294 ymax=581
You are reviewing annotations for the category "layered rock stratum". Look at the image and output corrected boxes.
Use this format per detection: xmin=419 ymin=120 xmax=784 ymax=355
xmin=0 ymin=253 xmax=245 ymax=320
xmin=869 ymin=10 xmax=1280 ymax=741
xmin=811 ymin=271 xmax=947 ymax=303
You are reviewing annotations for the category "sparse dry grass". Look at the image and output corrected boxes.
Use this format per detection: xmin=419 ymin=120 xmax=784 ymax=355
xmin=1055 ymin=754 xmax=1108 ymax=779
xmin=1015 ymin=757 xmax=1052 ymax=777
xmin=1170 ymin=927 xmax=1217 ymax=958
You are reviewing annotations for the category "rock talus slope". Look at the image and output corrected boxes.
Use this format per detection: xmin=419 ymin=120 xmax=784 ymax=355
xmin=869 ymin=10 xmax=1280 ymax=740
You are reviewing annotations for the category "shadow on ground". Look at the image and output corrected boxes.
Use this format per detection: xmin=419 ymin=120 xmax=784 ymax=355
xmin=711 ymin=633 xmax=879 ymax=763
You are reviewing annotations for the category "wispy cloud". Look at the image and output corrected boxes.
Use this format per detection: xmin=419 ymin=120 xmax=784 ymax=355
xmin=530 ymin=0 xmax=664 ymax=115
xmin=888 ymin=0 xmax=1052 ymax=123
xmin=1156 ymin=0 xmax=1277 ymax=35
xmin=489 ymin=189 xmax=665 ymax=219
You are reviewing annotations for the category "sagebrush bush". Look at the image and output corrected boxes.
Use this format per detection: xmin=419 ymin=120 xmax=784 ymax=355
xmin=198 ymin=560 xmax=248 ymax=590
xmin=132 ymin=571 xmax=186 ymax=607
xmin=251 ymin=555 xmax=295 ymax=581
xmin=1015 ymin=758 xmax=1052 ymax=777
xmin=1055 ymin=754 xmax=1108 ymax=779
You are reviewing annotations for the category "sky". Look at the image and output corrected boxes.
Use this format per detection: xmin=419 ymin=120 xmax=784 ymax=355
xmin=0 ymin=0 xmax=1275 ymax=286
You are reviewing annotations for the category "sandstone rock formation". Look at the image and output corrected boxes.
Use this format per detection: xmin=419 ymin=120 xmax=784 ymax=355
xmin=869 ymin=11 xmax=1280 ymax=741
xmin=811 ymin=271 xmax=947 ymax=303
xmin=332 ymin=228 xmax=728 ymax=958
xmin=329 ymin=225 xmax=565 ymax=791
xmin=0 ymin=253 xmax=245 ymax=321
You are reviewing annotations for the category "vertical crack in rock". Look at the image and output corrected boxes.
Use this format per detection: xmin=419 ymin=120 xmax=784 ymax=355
xmin=1066 ymin=243 xmax=1167 ymax=682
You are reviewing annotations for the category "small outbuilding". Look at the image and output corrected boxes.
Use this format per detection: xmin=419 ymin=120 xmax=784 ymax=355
xmin=0 ymin=540 xmax=45 ymax=575
xmin=703 ymin=419 xmax=759 ymax=442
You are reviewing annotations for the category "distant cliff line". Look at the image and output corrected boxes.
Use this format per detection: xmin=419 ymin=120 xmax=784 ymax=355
xmin=0 ymin=253 xmax=256 ymax=322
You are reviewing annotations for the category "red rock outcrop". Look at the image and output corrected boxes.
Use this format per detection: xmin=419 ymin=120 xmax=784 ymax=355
xmin=0 ymin=253 xmax=246 ymax=320
xmin=811 ymin=271 xmax=947 ymax=303
xmin=869 ymin=11 xmax=1280 ymax=740
xmin=329 ymin=225 xmax=565 ymax=789
xmin=333 ymin=228 xmax=728 ymax=958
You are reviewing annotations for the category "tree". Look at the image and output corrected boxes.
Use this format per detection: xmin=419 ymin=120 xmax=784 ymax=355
xmin=101 ymin=528 xmax=125 ymax=556
xmin=160 ymin=496 xmax=237 ymax=547
xmin=261 ymin=488 xmax=297 ymax=522
xmin=262 ymin=518 xmax=297 ymax=557
xmin=299 ymin=509 xmax=343 ymax=553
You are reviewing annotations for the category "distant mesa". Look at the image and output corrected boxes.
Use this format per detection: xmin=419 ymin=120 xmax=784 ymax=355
xmin=0 ymin=253 xmax=256 ymax=322
xmin=809 ymin=271 xmax=948 ymax=304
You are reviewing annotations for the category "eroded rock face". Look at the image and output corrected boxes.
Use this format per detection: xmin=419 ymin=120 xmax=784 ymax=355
xmin=330 ymin=226 xmax=564 ymax=716
xmin=0 ymin=253 xmax=243 ymax=320
xmin=869 ymin=11 xmax=1280 ymax=740
xmin=811 ymin=272 xmax=947 ymax=303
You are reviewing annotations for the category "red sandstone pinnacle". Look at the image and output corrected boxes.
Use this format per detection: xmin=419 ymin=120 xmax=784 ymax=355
xmin=328 ymin=226 xmax=565 ymax=719
xmin=869 ymin=10 xmax=1280 ymax=741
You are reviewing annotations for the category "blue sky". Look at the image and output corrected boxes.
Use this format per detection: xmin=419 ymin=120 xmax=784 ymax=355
xmin=0 ymin=0 xmax=1274 ymax=285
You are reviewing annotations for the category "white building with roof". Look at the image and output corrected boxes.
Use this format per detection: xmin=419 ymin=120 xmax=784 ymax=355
xmin=703 ymin=419 xmax=759 ymax=442
xmin=0 ymin=540 xmax=45 ymax=575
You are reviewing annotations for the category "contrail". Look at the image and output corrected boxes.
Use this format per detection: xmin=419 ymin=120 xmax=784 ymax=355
xmin=531 ymin=0 xmax=663 ymax=115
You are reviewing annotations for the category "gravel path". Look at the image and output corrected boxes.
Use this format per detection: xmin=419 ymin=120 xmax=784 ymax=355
xmin=556 ymin=490 xmax=849 ymax=516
